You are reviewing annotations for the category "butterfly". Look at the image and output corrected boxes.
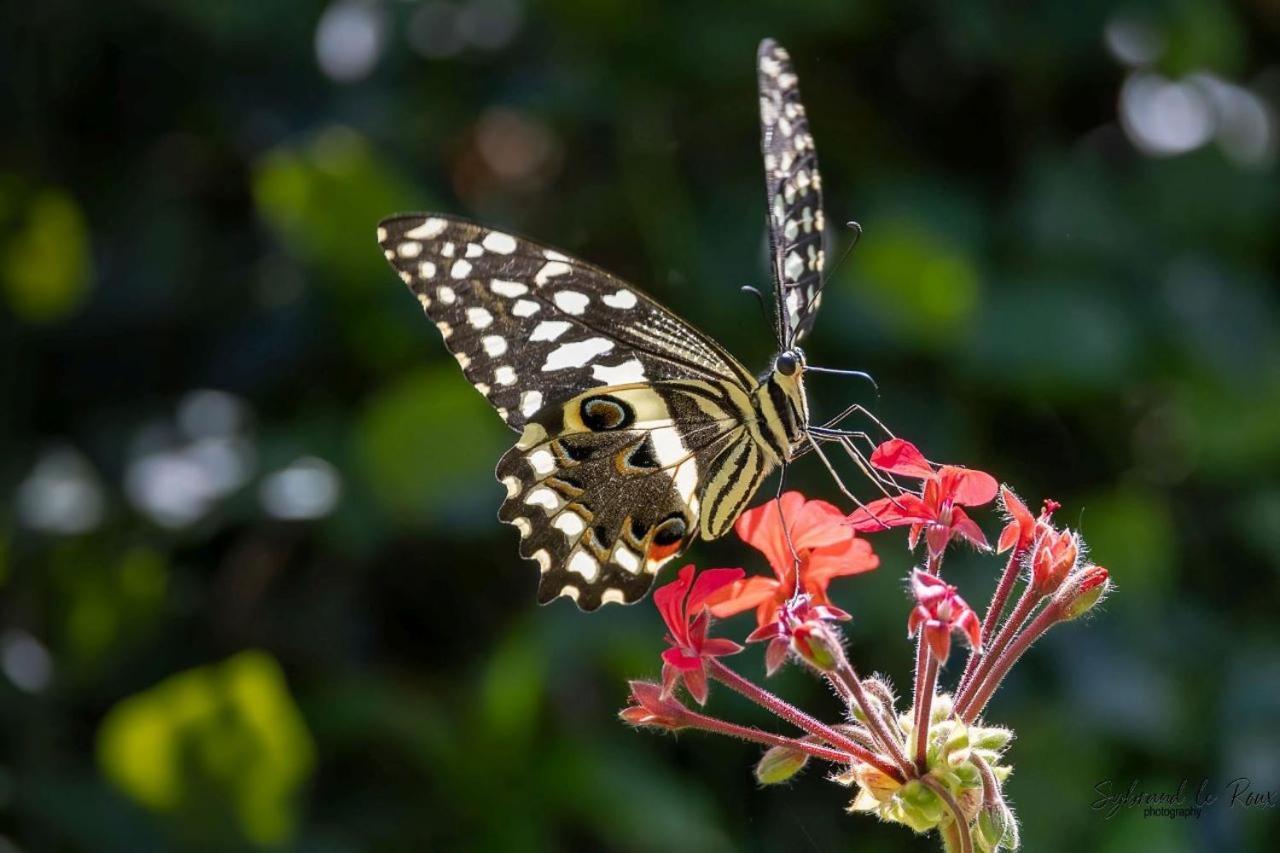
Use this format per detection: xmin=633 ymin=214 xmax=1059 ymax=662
xmin=378 ymin=39 xmax=849 ymax=610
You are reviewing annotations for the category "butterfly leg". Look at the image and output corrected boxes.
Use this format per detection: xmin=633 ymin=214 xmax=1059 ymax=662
xmin=772 ymin=462 xmax=804 ymax=577
xmin=809 ymin=427 xmax=903 ymax=496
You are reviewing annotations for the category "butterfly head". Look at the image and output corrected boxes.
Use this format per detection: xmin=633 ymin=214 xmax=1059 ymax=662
xmin=773 ymin=347 xmax=805 ymax=378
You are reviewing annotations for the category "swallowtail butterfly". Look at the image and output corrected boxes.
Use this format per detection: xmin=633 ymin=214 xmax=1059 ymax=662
xmin=379 ymin=39 xmax=848 ymax=610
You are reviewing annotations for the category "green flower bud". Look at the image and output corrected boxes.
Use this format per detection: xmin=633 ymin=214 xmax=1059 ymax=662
xmin=897 ymin=780 xmax=944 ymax=832
xmin=972 ymin=726 xmax=1013 ymax=753
xmin=754 ymin=744 xmax=809 ymax=785
xmin=977 ymin=800 xmax=1020 ymax=850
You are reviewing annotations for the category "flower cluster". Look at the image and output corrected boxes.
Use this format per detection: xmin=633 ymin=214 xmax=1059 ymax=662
xmin=620 ymin=439 xmax=1112 ymax=853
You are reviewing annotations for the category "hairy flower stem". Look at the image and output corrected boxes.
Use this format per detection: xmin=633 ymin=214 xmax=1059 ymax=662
xmin=913 ymin=650 xmax=939 ymax=772
xmin=971 ymin=752 xmax=1002 ymax=809
xmin=707 ymin=659 xmax=905 ymax=782
xmin=958 ymin=602 xmax=1060 ymax=723
xmin=910 ymin=548 xmax=946 ymax=773
xmin=956 ymin=547 xmax=1025 ymax=699
xmin=676 ymin=706 xmax=856 ymax=764
xmin=922 ymin=776 xmax=974 ymax=853
xmin=954 ymin=582 xmax=1041 ymax=713
xmin=829 ymin=661 xmax=914 ymax=777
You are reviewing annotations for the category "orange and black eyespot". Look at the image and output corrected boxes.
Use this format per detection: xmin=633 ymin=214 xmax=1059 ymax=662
xmin=580 ymin=394 xmax=635 ymax=431
xmin=647 ymin=513 xmax=688 ymax=562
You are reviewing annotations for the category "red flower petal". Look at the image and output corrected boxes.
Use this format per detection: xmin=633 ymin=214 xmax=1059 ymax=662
xmin=869 ymin=439 xmax=935 ymax=478
xmin=661 ymin=646 xmax=703 ymax=672
xmin=699 ymin=637 xmax=744 ymax=658
xmin=687 ymin=567 xmax=747 ymax=614
xmin=925 ymin=622 xmax=952 ymax=662
xmin=907 ymin=605 xmax=927 ymax=638
xmin=706 ymin=575 xmax=780 ymax=619
xmin=940 ymin=466 xmax=999 ymax=507
xmin=789 ymin=498 xmax=852 ymax=551
xmin=950 ymin=507 xmax=991 ymax=550
xmin=998 ymin=485 xmax=1034 ymax=554
xmin=736 ymin=492 xmax=808 ymax=575
xmin=997 ymin=521 xmax=1020 ymax=554
xmin=958 ymin=610 xmax=983 ymax=652
xmin=765 ymin=638 xmax=790 ymax=675
xmin=804 ymin=537 xmax=880 ymax=589
xmin=654 ymin=564 xmax=695 ymax=642
xmin=682 ymin=665 xmax=709 ymax=705
xmin=846 ymin=495 xmax=932 ymax=531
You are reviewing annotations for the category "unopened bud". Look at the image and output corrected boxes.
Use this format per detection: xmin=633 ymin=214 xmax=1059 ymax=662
xmin=792 ymin=622 xmax=842 ymax=672
xmin=897 ymin=780 xmax=945 ymax=833
xmin=1054 ymin=566 xmax=1111 ymax=621
xmin=754 ymin=744 xmax=809 ymax=785
xmin=971 ymin=726 xmax=1013 ymax=753
xmin=977 ymin=800 xmax=1020 ymax=851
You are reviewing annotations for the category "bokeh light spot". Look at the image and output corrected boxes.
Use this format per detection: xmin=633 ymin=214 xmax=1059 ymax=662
xmin=260 ymin=456 xmax=342 ymax=520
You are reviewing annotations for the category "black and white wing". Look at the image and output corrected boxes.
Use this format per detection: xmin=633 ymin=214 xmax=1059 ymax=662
xmin=378 ymin=214 xmax=766 ymax=609
xmin=377 ymin=214 xmax=756 ymax=428
xmin=758 ymin=38 xmax=826 ymax=345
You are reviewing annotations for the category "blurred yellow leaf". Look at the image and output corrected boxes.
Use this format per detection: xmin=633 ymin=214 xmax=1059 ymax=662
xmin=97 ymin=651 xmax=315 ymax=847
xmin=2 ymin=189 xmax=92 ymax=323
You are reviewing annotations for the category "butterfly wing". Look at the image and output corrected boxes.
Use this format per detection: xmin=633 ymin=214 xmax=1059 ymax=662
xmin=378 ymin=214 xmax=770 ymax=608
xmin=377 ymin=214 xmax=757 ymax=428
xmin=758 ymin=38 xmax=826 ymax=345
xmin=497 ymin=381 xmax=758 ymax=609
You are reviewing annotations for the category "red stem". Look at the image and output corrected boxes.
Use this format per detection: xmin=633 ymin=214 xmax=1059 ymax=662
xmin=957 ymin=547 xmax=1025 ymax=698
xmin=677 ymin=706 xmax=856 ymax=764
xmin=830 ymin=663 xmax=914 ymax=777
xmin=913 ymin=650 xmax=939 ymax=772
xmin=922 ymin=776 xmax=974 ymax=853
xmin=957 ymin=603 xmax=1060 ymax=722
xmin=954 ymin=583 xmax=1041 ymax=712
xmin=707 ymin=659 xmax=905 ymax=782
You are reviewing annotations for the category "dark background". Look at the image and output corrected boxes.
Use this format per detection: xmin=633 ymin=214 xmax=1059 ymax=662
xmin=2 ymin=0 xmax=1278 ymax=850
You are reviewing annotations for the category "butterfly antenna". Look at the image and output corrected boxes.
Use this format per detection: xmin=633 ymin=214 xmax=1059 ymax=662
xmin=803 ymin=220 xmax=863 ymax=317
xmin=741 ymin=285 xmax=780 ymax=346
xmin=804 ymin=364 xmax=879 ymax=395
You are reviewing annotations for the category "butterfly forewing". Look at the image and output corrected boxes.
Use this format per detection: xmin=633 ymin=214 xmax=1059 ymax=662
xmin=758 ymin=39 xmax=826 ymax=345
xmin=377 ymin=215 xmax=755 ymax=428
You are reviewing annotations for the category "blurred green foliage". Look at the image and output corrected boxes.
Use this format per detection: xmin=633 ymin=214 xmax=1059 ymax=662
xmin=1 ymin=0 xmax=1278 ymax=851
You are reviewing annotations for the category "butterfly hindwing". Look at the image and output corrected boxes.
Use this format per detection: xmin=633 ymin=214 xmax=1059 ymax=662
xmin=496 ymin=380 xmax=759 ymax=609
xmin=758 ymin=38 xmax=826 ymax=345
xmin=377 ymin=214 xmax=756 ymax=429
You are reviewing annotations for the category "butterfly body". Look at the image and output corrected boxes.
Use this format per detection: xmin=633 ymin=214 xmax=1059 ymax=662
xmin=378 ymin=39 xmax=835 ymax=609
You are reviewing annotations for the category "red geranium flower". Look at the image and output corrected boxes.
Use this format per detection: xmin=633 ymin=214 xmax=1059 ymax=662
xmin=655 ymin=564 xmax=744 ymax=705
xmin=707 ymin=492 xmax=879 ymax=629
xmin=847 ymin=439 xmax=998 ymax=557
xmin=619 ymin=680 xmax=688 ymax=730
xmin=996 ymin=487 xmax=1061 ymax=555
xmin=907 ymin=569 xmax=982 ymax=664
xmin=745 ymin=595 xmax=849 ymax=675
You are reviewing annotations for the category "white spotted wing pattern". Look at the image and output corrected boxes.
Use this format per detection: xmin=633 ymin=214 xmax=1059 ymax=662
xmin=378 ymin=215 xmax=755 ymax=428
xmin=758 ymin=38 xmax=826 ymax=345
